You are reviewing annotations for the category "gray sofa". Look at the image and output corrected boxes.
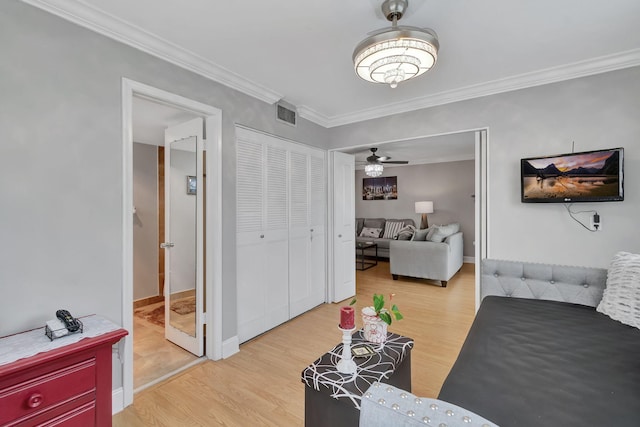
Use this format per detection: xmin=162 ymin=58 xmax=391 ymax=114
xmin=389 ymin=231 xmax=463 ymax=286
xmin=360 ymin=381 xmax=498 ymax=427
xmin=355 ymin=218 xmax=415 ymax=259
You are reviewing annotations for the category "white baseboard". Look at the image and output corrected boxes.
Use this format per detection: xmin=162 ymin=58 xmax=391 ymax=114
xmin=112 ymin=387 xmax=124 ymax=414
xmin=222 ymin=336 xmax=239 ymax=358
xmin=464 ymin=256 xmax=476 ymax=264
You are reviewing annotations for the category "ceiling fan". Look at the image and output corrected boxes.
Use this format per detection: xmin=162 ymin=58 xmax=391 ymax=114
xmin=360 ymin=147 xmax=409 ymax=165
xmin=359 ymin=148 xmax=409 ymax=177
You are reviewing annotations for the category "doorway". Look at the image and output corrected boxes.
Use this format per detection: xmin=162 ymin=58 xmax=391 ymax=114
xmin=328 ymin=129 xmax=488 ymax=307
xmin=121 ymin=79 xmax=223 ymax=409
xmin=132 ymin=105 xmax=203 ymax=390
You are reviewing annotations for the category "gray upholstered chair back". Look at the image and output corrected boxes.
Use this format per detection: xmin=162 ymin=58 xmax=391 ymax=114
xmin=481 ymin=259 xmax=608 ymax=307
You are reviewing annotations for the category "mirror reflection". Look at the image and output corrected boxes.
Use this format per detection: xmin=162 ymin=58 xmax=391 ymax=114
xmin=169 ymin=136 xmax=197 ymax=337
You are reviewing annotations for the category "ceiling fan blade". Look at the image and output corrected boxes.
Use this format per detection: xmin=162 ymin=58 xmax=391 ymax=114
xmin=380 ymin=160 xmax=409 ymax=164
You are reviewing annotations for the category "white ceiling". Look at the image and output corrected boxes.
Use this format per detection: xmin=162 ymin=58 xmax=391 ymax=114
xmin=344 ymin=131 xmax=476 ymax=168
xmin=27 ymin=0 xmax=640 ymax=128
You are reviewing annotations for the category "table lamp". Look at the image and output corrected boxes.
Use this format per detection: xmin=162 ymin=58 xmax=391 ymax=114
xmin=415 ymin=201 xmax=434 ymax=229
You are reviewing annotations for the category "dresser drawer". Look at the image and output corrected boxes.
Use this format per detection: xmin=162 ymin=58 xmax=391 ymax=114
xmin=28 ymin=400 xmax=96 ymax=427
xmin=0 ymin=358 xmax=96 ymax=425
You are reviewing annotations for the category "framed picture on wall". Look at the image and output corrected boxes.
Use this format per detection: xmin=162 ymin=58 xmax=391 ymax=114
xmin=187 ymin=175 xmax=197 ymax=195
xmin=363 ymin=176 xmax=397 ymax=200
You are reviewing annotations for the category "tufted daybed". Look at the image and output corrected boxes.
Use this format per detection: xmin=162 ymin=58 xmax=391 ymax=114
xmin=436 ymin=258 xmax=640 ymax=426
xmin=357 ymin=257 xmax=640 ymax=426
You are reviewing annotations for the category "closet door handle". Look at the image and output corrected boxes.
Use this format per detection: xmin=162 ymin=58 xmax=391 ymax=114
xmin=260 ymin=234 xmax=265 ymax=239
xmin=338 ymin=234 xmax=342 ymax=238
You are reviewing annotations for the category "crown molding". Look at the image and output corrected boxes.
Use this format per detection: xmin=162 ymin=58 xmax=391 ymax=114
xmin=327 ymin=48 xmax=640 ymax=128
xmin=297 ymin=105 xmax=332 ymax=128
xmin=21 ymin=1 xmax=640 ymax=129
xmin=21 ymin=0 xmax=283 ymax=105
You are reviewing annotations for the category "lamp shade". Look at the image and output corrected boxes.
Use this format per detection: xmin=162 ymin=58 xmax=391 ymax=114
xmin=415 ymin=201 xmax=434 ymax=214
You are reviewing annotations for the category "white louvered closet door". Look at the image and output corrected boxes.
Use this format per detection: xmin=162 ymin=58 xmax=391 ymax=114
xmin=263 ymin=145 xmax=289 ymax=332
xmin=236 ymin=126 xmax=327 ymax=342
xmin=289 ymin=149 xmax=326 ymax=318
xmin=308 ymin=153 xmax=326 ymax=309
xmin=236 ymin=131 xmax=289 ymax=343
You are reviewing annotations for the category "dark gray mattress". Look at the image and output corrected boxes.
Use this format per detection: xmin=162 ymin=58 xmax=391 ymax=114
xmin=438 ymin=296 xmax=640 ymax=426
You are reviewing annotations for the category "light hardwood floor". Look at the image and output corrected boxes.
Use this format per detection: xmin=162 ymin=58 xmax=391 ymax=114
xmin=115 ymin=261 xmax=476 ymax=426
xmin=133 ymin=301 xmax=199 ymax=389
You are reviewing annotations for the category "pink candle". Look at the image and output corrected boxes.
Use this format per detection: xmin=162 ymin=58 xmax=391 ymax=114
xmin=340 ymin=306 xmax=355 ymax=329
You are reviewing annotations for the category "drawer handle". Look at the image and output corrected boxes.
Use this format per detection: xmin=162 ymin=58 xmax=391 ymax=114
xmin=27 ymin=392 xmax=43 ymax=408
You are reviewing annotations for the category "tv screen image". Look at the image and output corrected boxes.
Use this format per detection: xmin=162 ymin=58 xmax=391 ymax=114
xmin=521 ymin=148 xmax=624 ymax=203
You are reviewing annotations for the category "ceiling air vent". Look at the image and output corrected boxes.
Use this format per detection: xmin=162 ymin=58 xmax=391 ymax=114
xmin=276 ymin=101 xmax=297 ymax=127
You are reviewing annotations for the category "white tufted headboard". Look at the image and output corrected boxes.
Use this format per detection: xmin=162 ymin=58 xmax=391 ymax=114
xmin=481 ymin=259 xmax=608 ymax=307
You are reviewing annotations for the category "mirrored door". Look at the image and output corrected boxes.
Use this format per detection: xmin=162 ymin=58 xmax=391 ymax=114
xmin=163 ymin=118 xmax=204 ymax=356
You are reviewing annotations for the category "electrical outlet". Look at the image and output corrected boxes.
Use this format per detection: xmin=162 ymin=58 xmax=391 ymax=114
xmin=590 ymin=214 xmax=602 ymax=231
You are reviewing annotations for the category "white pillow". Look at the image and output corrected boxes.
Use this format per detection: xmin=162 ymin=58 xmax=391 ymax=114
xmin=382 ymin=221 xmax=404 ymax=239
xmin=596 ymin=251 xmax=640 ymax=329
xmin=360 ymin=227 xmax=382 ymax=238
xmin=396 ymin=225 xmax=415 ymax=240
xmin=428 ymin=223 xmax=460 ymax=243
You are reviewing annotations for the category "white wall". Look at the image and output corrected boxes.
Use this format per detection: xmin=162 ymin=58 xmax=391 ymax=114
xmin=331 ymin=67 xmax=640 ymax=268
xmin=356 ymin=160 xmax=476 ymax=257
xmin=133 ymin=143 xmax=159 ymax=300
xmin=0 ymin=1 xmax=327 ymax=344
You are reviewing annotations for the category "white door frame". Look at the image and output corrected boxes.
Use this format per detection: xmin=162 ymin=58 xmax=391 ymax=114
xmin=121 ymin=79 xmax=223 ymax=408
xmin=327 ymin=128 xmax=489 ymax=308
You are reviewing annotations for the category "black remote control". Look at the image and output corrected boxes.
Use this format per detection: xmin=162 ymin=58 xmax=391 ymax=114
xmin=56 ymin=309 xmax=80 ymax=332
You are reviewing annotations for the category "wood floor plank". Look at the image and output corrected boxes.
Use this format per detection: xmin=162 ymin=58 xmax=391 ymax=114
xmin=114 ymin=261 xmax=475 ymax=426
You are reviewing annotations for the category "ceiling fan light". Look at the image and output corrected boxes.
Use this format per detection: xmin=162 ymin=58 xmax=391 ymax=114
xmin=384 ymin=67 xmax=406 ymax=89
xmin=353 ymin=0 xmax=439 ymax=88
xmin=353 ymin=32 xmax=438 ymax=87
xmin=365 ymin=163 xmax=384 ymax=177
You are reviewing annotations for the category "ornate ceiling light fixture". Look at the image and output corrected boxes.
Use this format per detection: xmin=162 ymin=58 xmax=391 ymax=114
xmin=353 ymin=0 xmax=439 ymax=88
xmin=365 ymin=163 xmax=384 ymax=177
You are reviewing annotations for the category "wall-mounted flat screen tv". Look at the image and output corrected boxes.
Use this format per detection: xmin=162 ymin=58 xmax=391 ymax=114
xmin=521 ymin=147 xmax=624 ymax=203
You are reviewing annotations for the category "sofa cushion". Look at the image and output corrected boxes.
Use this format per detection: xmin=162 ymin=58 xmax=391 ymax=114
xmin=360 ymin=227 xmax=383 ymax=238
xmin=363 ymin=218 xmax=386 ymax=230
xmin=356 ymin=218 xmax=364 ymax=237
xmin=597 ymin=251 xmax=640 ymax=329
xmin=412 ymin=228 xmax=430 ymax=241
xmin=428 ymin=223 xmax=461 ymax=243
xmin=382 ymin=221 xmax=404 ymax=239
xmin=396 ymin=225 xmax=415 ymax=240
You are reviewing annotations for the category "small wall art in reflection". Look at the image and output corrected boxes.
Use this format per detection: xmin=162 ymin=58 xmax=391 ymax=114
xmin=363 ymin=176 xmax=397 ymax=200
xmin=187 ymin=175 xmax=196 ymax=195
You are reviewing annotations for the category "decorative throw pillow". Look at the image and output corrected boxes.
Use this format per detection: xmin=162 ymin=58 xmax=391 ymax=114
xmin=396 ymin=225 xmax=416 ymax=240
xmin=428 ymin=223 xmax=461 ymax=243
xmin=383 ymin=221 xmax=404 ymax=239
xmin=596 ymin=251 xmax=640 ymax=329
xmin=412 ymin=228 xmax=430 ymax=241
xmin=360 ymin=227 xmax=383 ymax=238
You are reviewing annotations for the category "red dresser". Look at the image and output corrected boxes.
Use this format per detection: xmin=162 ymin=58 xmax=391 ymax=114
xmin=0 ymin=324 xmax=127 ymax=427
